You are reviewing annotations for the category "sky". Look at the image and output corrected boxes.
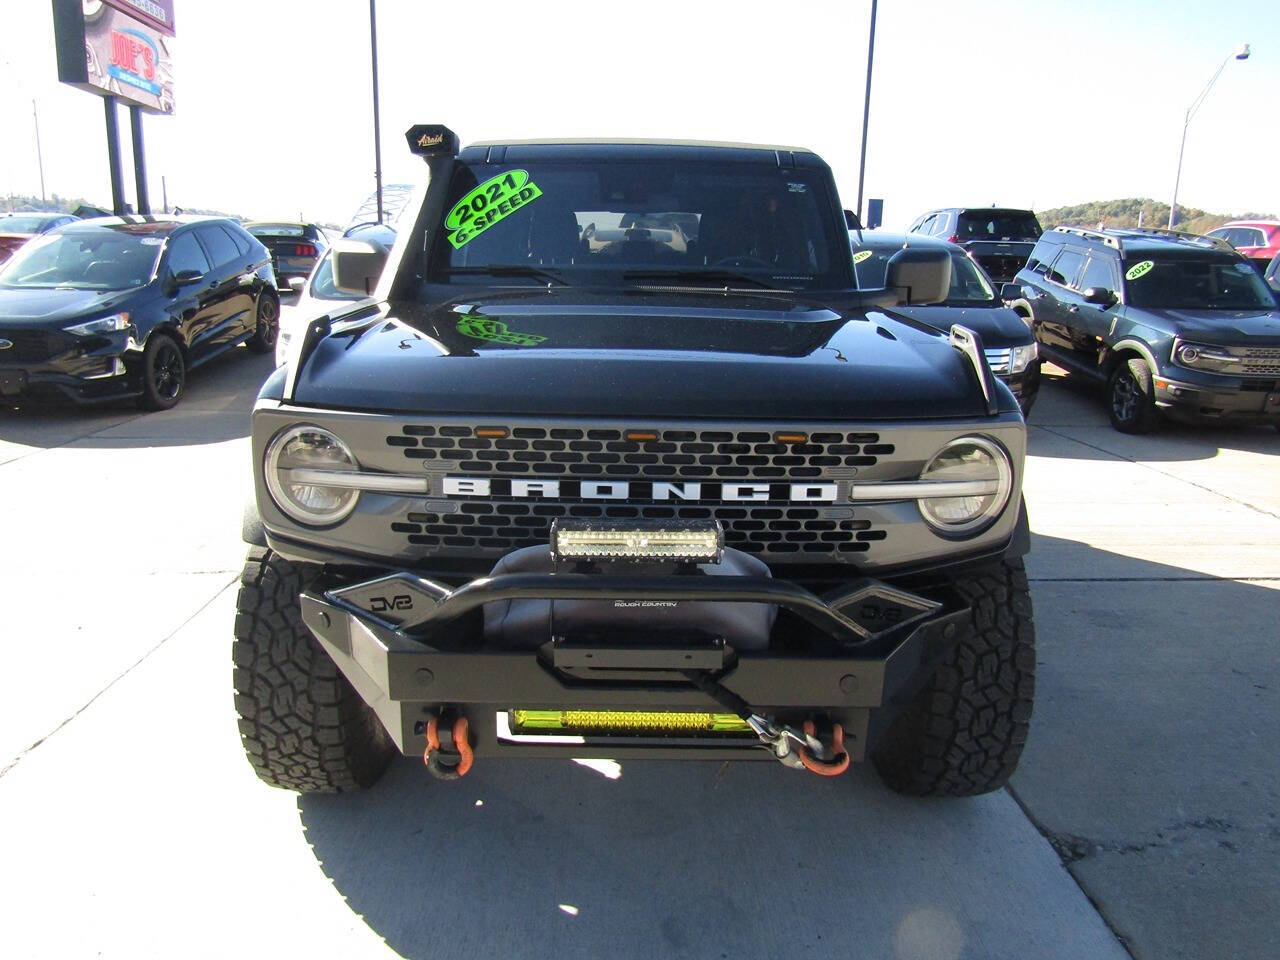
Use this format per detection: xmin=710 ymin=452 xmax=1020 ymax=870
xmin=2 ymin=0 xmax=1277 ymax=229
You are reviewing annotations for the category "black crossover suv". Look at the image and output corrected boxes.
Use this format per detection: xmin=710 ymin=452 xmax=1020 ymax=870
xmin=1005 ymin=226 xmax=1280 ymax=432
xmin=851 ymin=231 xmax=1040 ymax=414
xmin=0 ymin=217 xmax=278 ymax=409
xmin=907 ymin=207 xmax=1043 ymax=286
xmin=234 ymin=126 xmax=1037 ymax=802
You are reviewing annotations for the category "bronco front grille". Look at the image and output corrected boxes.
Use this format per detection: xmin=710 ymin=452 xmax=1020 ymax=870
xmin=388 ymin=426 xmax=894 ymax=480
xmin=392 ymin=501 xmax=886 ymax=558
xmin=1237 ymin=347 xmax=1280 ymax=377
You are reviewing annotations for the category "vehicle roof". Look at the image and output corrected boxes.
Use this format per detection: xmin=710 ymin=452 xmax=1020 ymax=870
xmin=56 ymin=215 xmax=229 ymax=235
xmin=850 ymin=230 xmax=953 ymax=250
xmin=1216 ymin=219 xmax=1280 ymax=229
xmin=1045 ymin=225 xmax=1239 ymax=257
xmin=245 ymin=220 xmax=318 ymax=227
xmin=923 ymin=207 xmax=1038 ymax=216
xmin=466 ymin=137 xmax=814 ymax=152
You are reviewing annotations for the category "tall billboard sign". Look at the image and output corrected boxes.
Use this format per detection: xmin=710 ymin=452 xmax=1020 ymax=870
xmin=53 ymin=0 xmax=175 ymax=115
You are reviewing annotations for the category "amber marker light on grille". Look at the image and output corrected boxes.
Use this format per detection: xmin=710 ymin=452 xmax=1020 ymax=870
xmin=475 ymin=427 xmax=509 ymax=438
xmin=510 ymin=709 xmax=754 ymax=736
xmin=626 ymin=431 xmax=658 ymax=442
xmin=775 ymin=432 xmax=808 ymax=444
xmin=550 ymin=520 xmax=724 ymax=562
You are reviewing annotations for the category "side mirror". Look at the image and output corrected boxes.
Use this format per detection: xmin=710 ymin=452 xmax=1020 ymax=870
xmin=844 ymin=209 xmax=863 ymax=231
xmin=1083 ymin=286 xmax=1114 ymax=305
xmin=287 ymin=276 xmax=307 ymax=293
xmin=173 ymin=268 xmax=203 ymax=286
xmin=886 ymin=247 xmax=951 ymax=305
xmin=331 ymin=238 xmax=388 ymax=296
xmin=1000 ymin=282 xmax=1023 ymax=301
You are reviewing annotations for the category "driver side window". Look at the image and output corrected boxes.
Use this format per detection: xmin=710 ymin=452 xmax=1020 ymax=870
xmin=166 ymin=232 xmax=210 ymax=277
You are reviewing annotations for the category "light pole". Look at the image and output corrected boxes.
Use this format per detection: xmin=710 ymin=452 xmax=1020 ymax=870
xmin=854 ymin=0 xmax=878 ymax=224
xmin=369 ymin=0 xmax=384 ymax=225
xmin=1168 ymin=43 xmax=1250 ymax=229
xmin=33 ymin=100 xmax=46 ymax=206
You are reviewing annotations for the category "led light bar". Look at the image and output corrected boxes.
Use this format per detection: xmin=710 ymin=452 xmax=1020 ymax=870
xmin=509 ymin=709 xmax=753 ymax=736
xmin=550 ymin=520 xmax=723 ymax=562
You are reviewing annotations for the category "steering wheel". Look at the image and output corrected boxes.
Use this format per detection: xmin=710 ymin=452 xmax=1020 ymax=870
xmin=712 ymin=255 xmax=774 ymax=270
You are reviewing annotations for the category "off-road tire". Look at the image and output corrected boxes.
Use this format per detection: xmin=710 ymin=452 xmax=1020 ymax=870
xmin=872 ymin=558 xmax=1036 ymax=797
xmin=246 ymin=294 xmax=279 ymax=354
xmin=232 ymin=547 xmax=395 ymax=792
xmin=1108 ymin=357 xmax=1160 ymax=434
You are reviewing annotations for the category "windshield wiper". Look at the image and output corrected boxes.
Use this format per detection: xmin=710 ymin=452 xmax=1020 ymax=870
xmin=440 ymin=265 xmax=569 ymax=286
xmin=622 ymin=269 xmax=791 ymax=291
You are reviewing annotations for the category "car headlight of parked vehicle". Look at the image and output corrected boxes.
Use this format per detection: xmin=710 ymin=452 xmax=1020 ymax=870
xmin=1009 ymin=342 xmax=1038 ymax=374
xmin=1173 ymin=340 xmax=1238 ymax=371
xmin=64 ymin=312 xmax=131 ymax=336
xmin=917 ymin=435 xmax=1013 ymax=535
xmin=265 ymin=425 xmax=361 ymax=525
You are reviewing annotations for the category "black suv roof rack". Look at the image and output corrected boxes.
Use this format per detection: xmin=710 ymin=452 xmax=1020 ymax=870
xmin=1052 ymin=226 xmax=1121 ymax=249
xmin=1052 ymin=224 xmax=1235 ymax=255
xmin=1105 ymin=226 xmax=1234 ymax=253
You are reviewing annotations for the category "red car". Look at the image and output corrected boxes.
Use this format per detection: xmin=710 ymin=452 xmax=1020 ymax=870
xmin=1207 ymin=220 xmax=1280 ymax=272
xmin=0 ymin=212 xmax=80 ymax=265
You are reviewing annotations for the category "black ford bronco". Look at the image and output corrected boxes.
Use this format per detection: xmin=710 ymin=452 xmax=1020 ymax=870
xmin=235 ymin=126 xmax=1035 ymax=796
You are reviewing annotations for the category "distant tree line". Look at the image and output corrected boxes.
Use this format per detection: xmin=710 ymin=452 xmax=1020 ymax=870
xmin=1034 ymin=198 xmax=1276 ymax=236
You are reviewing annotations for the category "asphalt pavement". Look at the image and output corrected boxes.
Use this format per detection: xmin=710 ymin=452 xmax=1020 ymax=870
xmin=0 ymin=355 xmax=1275 ymax=959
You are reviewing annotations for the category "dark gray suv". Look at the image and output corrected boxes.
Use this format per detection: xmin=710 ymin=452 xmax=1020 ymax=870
xmin=1005 ymin=226 xmax=1280 ymax=433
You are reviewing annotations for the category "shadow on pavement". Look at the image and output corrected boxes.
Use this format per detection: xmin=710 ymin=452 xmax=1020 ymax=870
xmin=1029 ymin=363 xmax=1280 ymax=463
xmin=1028 ymin=367 xmax=1280 ymax=463
xmin=295 ymin=533 xmax=1279 ymax=960
xmin=0 ymin=347 xmax=274 ymax=449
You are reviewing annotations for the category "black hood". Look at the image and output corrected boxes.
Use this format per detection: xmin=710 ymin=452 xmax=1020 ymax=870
xmin=287 ymin=289 xmax=1003 ymax=420
xmin=888 ymin=303 xmax=1034 ymax=348
xmin=1137 ymin=307 xmax=1280 ymax=345
xmin=0 ymin=286 xmax=137 ymax=329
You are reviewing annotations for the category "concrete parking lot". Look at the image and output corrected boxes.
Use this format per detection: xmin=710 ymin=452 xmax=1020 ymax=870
xmin=0 ymin=355 xmax=1275 ymax=959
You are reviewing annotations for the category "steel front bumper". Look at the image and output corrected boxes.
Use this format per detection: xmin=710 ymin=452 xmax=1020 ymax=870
xmin=298 ymin=571 xmax=970 ymax=762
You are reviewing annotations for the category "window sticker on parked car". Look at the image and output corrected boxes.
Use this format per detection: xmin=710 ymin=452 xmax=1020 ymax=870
xmin=456 ymin=313 xmax=548 ymax=347
xmin=1125 ymin=260 xmax=1154 ymax=281
xmin=445 ymin=170 xmax=543 ymax=249
xmin=852 ymin=249 xmax=874 ymax=264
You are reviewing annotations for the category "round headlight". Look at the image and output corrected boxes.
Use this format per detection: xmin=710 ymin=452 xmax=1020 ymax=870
xmin=265 ymin=425 xmax=360 ymax=525
xmin=918 ymin=436 xmax=1012 ymax=535
xmin=1177 ymin=344 xmax=1201 ymax=365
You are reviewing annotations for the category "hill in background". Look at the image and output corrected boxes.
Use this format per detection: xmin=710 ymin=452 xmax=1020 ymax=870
xmin=1035 ymin=198 xmax=1275 ymax=236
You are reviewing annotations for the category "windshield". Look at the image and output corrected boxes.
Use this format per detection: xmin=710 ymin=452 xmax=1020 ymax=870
xmin=957 ymin=211 xmax=1042 ymax=241
xmin=0 ymin=216 xmax=56 ymax=234
xmin=1123 ymin=257 xmax=1278 ymax=310
xmin=249 ymin=224 xmax=306 ymax=237
xmin=850 ymin=244 xmax=994 ymax=304
xmin=0 ymin=231 xmax=162 ymax=290
xmin=428 ymin=159 xmax=848 ymax=290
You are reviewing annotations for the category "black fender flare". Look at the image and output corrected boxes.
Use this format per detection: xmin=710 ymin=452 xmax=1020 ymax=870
xmin=242 ymin=496 xmax=267 ymax=546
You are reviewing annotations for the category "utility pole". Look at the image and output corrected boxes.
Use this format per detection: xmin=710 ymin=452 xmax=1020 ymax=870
xmin=369 ymin=0 xmax=384 ymax=224
xmin=854 ymin=0 xmax=878 ymax=224
xmin=33 ymin=100 xmax=46 ymax=206
xmin=162 ymin=175 xmax=168 ymax=214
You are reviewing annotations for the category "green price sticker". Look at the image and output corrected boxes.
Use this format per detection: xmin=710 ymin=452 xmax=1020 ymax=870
xmin=457 ymin=315 xmax=547 ymax=347
xmin=852 ymin=249 xmax=874 ymax=264
xmin=446 ymin=170 xmax=543 ymax=249
xmin=1125 ymin=260 xmax=1154 ymax=281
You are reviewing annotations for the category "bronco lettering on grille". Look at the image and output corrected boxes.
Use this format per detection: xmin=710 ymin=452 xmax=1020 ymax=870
xmin=441 ymin=477 xmax=838 ymax=502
